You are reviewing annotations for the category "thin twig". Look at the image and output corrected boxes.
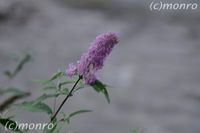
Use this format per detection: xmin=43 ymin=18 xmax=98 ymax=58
xmin=50 ymin=76 xmax=82 ymax=121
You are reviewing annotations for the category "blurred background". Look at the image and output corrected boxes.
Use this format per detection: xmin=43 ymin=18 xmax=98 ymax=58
xmin=0 ymin=0 xmax=200 ymax=133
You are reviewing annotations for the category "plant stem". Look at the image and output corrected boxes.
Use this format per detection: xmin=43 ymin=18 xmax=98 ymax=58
xmin=51 ymin=76 xmax=82 ymax=121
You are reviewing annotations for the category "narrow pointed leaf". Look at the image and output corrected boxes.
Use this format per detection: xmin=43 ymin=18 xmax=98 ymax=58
xmin=12 ymin=54 xmax=31 ymax=78
xmin=91 ymin=80 xmax=110 ymax=103
xmin=42 ymin=85 xmax=57 ymax=92
xmin=33 ymin=72 xmax=65 ymax=85
xmin=34 ymin=94 xmax=60 ymax=104
xmin=66 ymin=110 xmax=92 ymax=124
xmin=45 ymin=72 xmax=65 ymax=84
xmin=15 ymin=102 xmax=53 ymax=115
xmin=58 ymin=81 xmax=76 ymax=89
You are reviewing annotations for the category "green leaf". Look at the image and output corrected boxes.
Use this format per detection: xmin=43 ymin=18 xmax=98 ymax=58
xmin=34 ymin=94 xmax=60 ymax=104
xmin=91 ymin=80 xmax=110 ymax=103
xmin=4 ymin=54 xmax=31 ymax=79
xmin=43 ymin=119 xmax=57 ymax=133
xmin=33 ymin=72 xmax=65 ymax=85
xmin=52 ymin=119 xmax=66 ymax=133
xmin=12 ymin=54 xmax=31 ymax=77
xmin=52 ymin=109 xmax=90 ymax=133
xmin=32 ymin=79 xmax=50 ymax=84
xmin=34 ymin=90 xmax=70 ymax=104
xmin=66 ymin=110 xmax=92 ymax=124
xmin=3 ymin=71 xmax=12 ymax=78
xmin=38 ymin=89 xmax=69 ymax=105
xmin=45 ymin=72 xmax=66 ymax=84
xmin=48 ymin=72 xmax=65 ymax=83
xmin=41 ymin=81 xmax=71 ymax=94
xmin=91 ymin=82 xmax=101 ymax=92
xmin=58 ymin=81 xmax=76 ymax=89
xmin=15 ymin=102 xmax=53 ymax=115
xmin=74 ymin=81 xmax=85 ymax=92
xmin=74 ymin=86 xmax=84 ymax=93
xmin=0 ymin=118 xmax=22 ymax=132
xmin=60 ymin=88 xmax=70 ymax=95
xmin=42 ymin=85 xmax=57 ymax=93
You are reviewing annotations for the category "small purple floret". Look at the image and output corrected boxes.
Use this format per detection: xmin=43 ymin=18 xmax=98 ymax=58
xmin=66 ymin=32 xmax=119 ymax=84
xmin=66 ymin=63 xmax=77 ymax=77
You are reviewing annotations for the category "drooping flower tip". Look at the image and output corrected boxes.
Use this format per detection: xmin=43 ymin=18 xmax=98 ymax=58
xmin=94 ymin=32 xmax=119 ymax=46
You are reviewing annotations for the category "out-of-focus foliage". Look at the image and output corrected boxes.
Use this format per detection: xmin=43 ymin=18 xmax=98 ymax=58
xmin=0 ymin=53 xmax=31 ymax=133
xmin=0 ymin=53 xmax=31 ymax=112
xmin=12 ymin=70 xmax=111 ymax=133
xmin=4 ymin=53 xmax=31 ymax=79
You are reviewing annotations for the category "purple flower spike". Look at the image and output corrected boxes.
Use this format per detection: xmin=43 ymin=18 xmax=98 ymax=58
xmin=66 ymin=63 xmax=77 ymax=77
xmin=66 ymin=32 xmax=119 ymax=84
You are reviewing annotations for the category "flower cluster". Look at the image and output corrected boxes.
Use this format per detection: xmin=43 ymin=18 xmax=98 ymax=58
xmin=66 ymin=32 xmax=119 ymax=84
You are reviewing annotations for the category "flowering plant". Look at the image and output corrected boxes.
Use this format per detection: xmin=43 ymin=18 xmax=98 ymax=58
xmin=0 ymin=32 xmax=120 ymax=133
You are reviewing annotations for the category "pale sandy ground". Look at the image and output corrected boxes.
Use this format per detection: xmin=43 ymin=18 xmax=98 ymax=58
xmin=0 ymin=0 xmax=200 ymax=133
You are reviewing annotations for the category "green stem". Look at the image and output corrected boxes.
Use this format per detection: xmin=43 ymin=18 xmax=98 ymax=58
xmin=51 ymin=76 xmax=82 ymax=121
